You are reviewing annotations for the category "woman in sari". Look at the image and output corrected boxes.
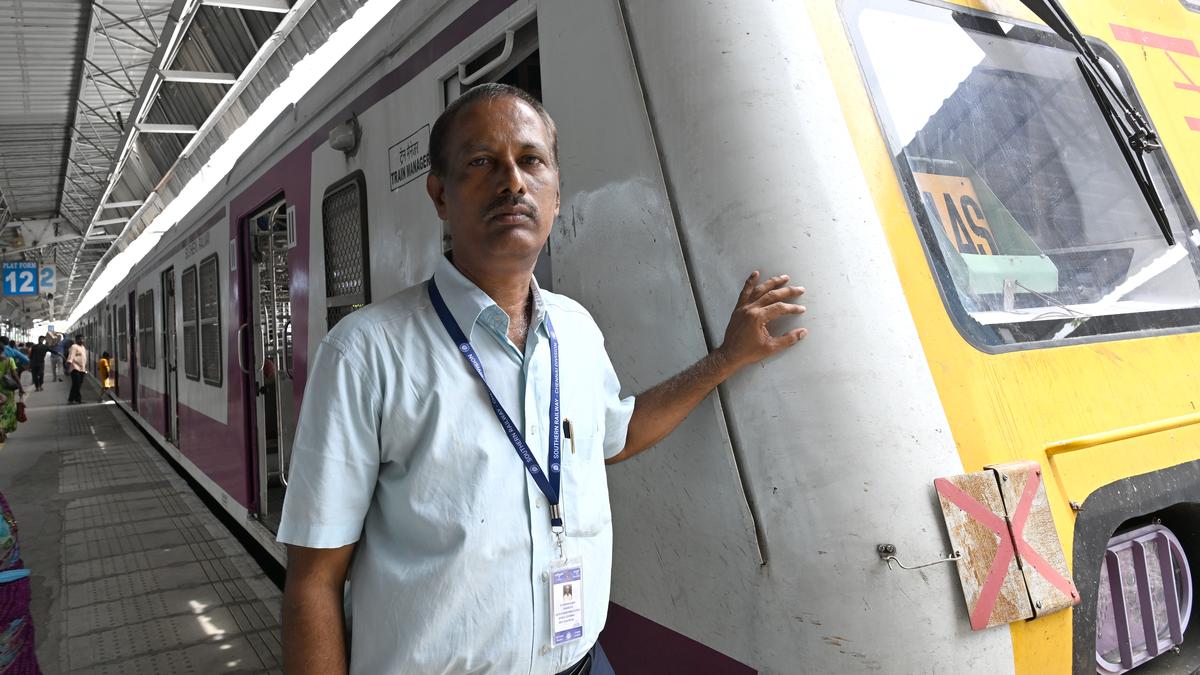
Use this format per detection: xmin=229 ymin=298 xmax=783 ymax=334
xmin=0 ymin=490 xmax=39 ymax=674
xmin=0 ymin=356 xmax=19 ymax=443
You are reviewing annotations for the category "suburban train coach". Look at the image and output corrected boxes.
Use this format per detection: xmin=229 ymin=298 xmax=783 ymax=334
xmin=71 ymin=0 xmax=1200 ymax=672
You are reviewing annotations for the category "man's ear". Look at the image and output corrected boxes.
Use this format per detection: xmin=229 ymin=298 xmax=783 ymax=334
xmin=426 ymin=173 xmax=449 ymax=221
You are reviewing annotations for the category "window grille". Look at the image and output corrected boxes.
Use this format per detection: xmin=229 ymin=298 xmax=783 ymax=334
xmin=199 ymin=255 xmax=222 ymax=386
xmin=181 ymin=266 xmax=200 ymax=380
xmin=139 ymin=291 xmax=156 ymax=368
xmin=138 ymin=294 xmax=144 ymax=367
xmin=117 ymin=305 xmax=127 ymax=361
xmin=322 ymin=173 xmax=370 ymax=330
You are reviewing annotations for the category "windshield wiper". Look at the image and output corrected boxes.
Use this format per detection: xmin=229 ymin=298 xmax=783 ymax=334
xmin=1018 ymin=0 xmax=1175 ymax=246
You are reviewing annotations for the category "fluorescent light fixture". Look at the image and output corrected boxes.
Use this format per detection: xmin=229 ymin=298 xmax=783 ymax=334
xmin=68 ymin=0 xmax=404 ymax=326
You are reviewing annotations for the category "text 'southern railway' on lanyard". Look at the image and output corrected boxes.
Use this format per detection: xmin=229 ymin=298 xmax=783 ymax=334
xmin=427 ymin=277 xmax=564 ymax=532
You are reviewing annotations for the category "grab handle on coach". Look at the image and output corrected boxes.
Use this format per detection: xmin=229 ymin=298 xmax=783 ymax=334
xmin=237 ymin=323 xmax=250 ymax=374
xmin=458 ymin=30 xmax=514 ymax=86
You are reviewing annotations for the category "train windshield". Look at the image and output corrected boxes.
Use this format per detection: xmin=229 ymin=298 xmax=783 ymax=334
xmin=847 ymin=0 xmax=1200 ymax=348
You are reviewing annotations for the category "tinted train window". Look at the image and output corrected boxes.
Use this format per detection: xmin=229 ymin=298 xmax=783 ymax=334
xmin=322 ymin=173 xmax=370 ymax=330
xmin=846 ymin=0 xmax=1200 ymax=349
xmin=181 ymin=266 xmax=200 ymax=381
xmin=199 ymin=255 xmax=222 ymax=386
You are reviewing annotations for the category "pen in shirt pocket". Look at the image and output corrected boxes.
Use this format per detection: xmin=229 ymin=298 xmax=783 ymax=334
xmin=563 ymin=418 xmax=577 ymax=454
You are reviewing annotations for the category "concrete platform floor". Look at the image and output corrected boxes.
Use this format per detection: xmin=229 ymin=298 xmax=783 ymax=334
xmin=0 ymin=375 xmax=282 ymax=674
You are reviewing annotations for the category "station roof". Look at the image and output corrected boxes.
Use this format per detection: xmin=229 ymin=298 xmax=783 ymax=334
xmin=0 ymin=0 xmax=368 ymax=330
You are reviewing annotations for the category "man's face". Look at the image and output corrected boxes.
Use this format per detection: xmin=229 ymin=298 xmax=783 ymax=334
xmin=426 ymin=96 xmax=560 ymax=273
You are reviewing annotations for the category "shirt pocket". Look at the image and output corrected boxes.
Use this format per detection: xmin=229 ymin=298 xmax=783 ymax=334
xmin=560 ymin=422 xmax=612 ymax=538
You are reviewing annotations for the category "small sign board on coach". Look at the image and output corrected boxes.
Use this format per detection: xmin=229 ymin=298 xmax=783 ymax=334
xmin=389 ymin=124 xmax=431 ymax=191
xmin=1 ymin=261 xmax=39 ymax=297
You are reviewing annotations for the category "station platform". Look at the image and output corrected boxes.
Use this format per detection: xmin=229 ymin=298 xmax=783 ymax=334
xmin=0 ymin=375 xmax=283 ymax=674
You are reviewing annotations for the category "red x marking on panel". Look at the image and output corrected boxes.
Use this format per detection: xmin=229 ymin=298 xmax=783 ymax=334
xmin=935 ymin=478 xmax=1017 ymax=630
xmin=936 ymin=471 xmax=1078 ymax=630
xmin=1008 ymin=471 xmax=1079 ymax=604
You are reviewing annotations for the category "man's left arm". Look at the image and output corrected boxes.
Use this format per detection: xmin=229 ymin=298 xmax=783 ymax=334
xmin=607 ymin=272 xmax=807 ymax=464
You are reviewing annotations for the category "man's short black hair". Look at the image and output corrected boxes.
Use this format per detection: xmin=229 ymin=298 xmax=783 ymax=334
xmin=428 ymin=83 xmax=558 ymax=178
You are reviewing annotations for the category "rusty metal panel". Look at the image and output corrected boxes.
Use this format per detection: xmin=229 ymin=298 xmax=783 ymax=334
xmin=988 ymin=460 xmax=1080 ymax=617
xmin=934 ymin=471 xmax=1034 ymax=630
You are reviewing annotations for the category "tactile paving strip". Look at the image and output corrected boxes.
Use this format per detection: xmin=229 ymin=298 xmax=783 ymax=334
xmin=47 ymin=399 xmax=282 ymax=673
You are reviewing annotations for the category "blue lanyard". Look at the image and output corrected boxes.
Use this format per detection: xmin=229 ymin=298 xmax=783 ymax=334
xmin=427 ymin=277 xmax=564 ymax=531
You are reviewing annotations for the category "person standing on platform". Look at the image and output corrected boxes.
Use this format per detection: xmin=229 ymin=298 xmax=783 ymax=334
xmin=0 ymin=351 xmax=19 ymax=444
xmin=2 ymin=340 xmax=28 ymax=373
xmin=66 ymin=335 xmax=87 ymax=405
xmin=28 ymin=337 xmax=47 ymax=392
xmin=48 ymin=334 xmax=64 ymax=382
xmin=277 ymin=84 xmax=808 ymax=675
xmin=97 ymin=352 xmax=114 ymax=402
xmin=0 ymin=489 xmax=40 ymax=673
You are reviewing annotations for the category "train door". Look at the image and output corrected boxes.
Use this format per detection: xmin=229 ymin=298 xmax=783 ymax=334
xmin=128 ymin=290 xmax=138 ymax=408
xmin=240 ymin=197 xmax=295 ymax=532
xmin=442 ymin=20 xmax=550 ymax=286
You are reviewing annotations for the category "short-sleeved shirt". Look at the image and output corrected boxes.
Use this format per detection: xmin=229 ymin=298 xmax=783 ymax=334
xmin=277 ymin=256 xmax=635 ymax=675
xmin=64 ymin=344 xmax=84 ymax=372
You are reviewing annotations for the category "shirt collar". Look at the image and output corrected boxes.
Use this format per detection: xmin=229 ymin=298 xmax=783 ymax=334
xmin=433 ymin=255 xmax=546 ymax=342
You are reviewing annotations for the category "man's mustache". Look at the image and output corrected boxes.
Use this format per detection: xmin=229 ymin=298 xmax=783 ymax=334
xmin=481 ymin=194 xmax=539 ymax=221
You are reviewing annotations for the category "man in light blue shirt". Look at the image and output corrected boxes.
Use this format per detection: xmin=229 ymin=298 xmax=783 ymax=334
xmin=279 ymin=84 xmax=808 ymax=675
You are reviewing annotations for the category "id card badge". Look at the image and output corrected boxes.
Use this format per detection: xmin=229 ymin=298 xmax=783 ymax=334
xmin=549 ymin=558 xmax=584 ymax=646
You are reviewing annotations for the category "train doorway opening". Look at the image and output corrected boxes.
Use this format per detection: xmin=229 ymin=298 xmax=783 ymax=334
xmin=441 ymin=18 xmax=551 ymax=288
xmin=241 ymin=197 xmax=296 ymax=533
xmin=161 ymin=268 xmax=180 ymax=445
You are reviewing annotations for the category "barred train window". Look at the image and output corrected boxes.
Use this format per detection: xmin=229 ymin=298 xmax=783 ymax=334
xmin=136 ymin=294 xmax=143 ymax=364
xmin=139 ymin=291 xmax=156 ymax=368
xmin=846 ymin=0 xmax=1200 ymax=348
xmin=117 ymin=305 xmax=127 ymax=362
xmin=322 ymin=173 xmax=371 ymax=330
xmin=199 ymin=254 xmax=222 ymax=386
xmin=181 ymin=266 xmax=200 ymax=381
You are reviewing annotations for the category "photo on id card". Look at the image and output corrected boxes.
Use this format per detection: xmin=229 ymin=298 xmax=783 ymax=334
xmin=550 ymin=559 xmax=584 ymax=646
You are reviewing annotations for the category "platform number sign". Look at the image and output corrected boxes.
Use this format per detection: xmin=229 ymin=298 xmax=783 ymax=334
xmin=2 ymin=262 xmax=39 ymax=297
xmin=39 ymin=266 xmax=54 ymax=295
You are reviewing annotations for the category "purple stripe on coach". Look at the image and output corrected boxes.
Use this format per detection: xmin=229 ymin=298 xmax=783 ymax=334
xmin=600 ymin=603 xmax=757 ymax=674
